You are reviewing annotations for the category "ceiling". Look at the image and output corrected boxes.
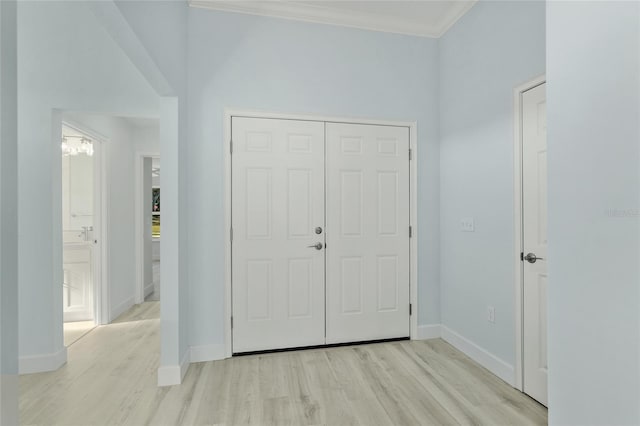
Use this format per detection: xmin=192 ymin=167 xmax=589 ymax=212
xmin=188 ymin=0 xmax=477 ymax=38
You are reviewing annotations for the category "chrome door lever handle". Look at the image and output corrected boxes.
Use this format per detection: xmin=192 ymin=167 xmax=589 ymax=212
xmin=307 ymin=242 xmax=323 ymax=250
xmin=524 ymin=252 xmax=544 ymax=264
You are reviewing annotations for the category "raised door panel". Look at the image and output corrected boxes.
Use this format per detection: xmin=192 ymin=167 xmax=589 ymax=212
xmin=231 ymin=117 xmax=325 ymax=353
xmin=326 ymin=123 xmax=410 ymax=344
xmin=63 ymin=246 xmax=93 ymax=322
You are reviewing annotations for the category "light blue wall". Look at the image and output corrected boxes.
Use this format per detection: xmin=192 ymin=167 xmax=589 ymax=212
xmin=0 ymin=0 xmax=18 ymax=423
xmin=547 ymin=2 xmax=640 ymax=424
xmin=115 ymin=0 xmax=187 ymax=96
xmin=187 ymin=9 xmax=440 ymax=347
xmin=114 ymin=0 xmax=191 ymax=368
xmin=438 ymin=1 xmax=545 ymax=365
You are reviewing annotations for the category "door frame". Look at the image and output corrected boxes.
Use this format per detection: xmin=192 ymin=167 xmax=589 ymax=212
xmin=223 ymin=108 xmax=418 ymax=358
xmin=135 ymin=152 xmax=160 ymax=304
xmin=513 ymin=75 xmax=546 ymax=391
xmin=60 ymin=119 xmax=110 ymax=326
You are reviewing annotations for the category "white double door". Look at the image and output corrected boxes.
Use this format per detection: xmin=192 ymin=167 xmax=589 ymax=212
xmin=232 ymin=117 xmax=410 ymax=353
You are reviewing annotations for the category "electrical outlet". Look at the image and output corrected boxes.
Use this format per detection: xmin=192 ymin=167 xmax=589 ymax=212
xmin=487 ymin=306 xmax=495 ymax=323
xmin=461 ymin=217 xmax=475 ymax=232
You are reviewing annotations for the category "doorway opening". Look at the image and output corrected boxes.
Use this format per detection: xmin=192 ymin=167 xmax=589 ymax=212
xmin=61 ymin=123 xmax=103 ymax=347
xmin=136 ymin=153 xmax=161 ymax=304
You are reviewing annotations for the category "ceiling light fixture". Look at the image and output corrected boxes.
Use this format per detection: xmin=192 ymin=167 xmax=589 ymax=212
xmin=61 ymin=135 xmax=94 ymax=157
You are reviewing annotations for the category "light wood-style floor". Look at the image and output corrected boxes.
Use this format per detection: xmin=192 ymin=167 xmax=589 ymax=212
xmin=20 ymin=302 xmax=547 ymax=425
xmin=63 ymin=320 xmax=95 ymax=347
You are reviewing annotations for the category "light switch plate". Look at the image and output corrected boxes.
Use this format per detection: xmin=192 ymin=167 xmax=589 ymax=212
xmin=461 ymin=217 xmax=475 ymax=232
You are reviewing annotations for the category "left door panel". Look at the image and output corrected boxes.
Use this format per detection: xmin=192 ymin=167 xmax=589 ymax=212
xmin=232 ymin=117 xmax=326 ymax=353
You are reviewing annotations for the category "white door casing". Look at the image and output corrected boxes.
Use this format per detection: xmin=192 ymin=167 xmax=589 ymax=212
xmin=325 ymin=123 xmax=410 ymax=344
xmin=522 ymin=83 xmax=548 ymax=406
xmin=229 ymin=114 xmax=414 ymax=354
xmin=231 ymin=117 xmax=326 ymax=353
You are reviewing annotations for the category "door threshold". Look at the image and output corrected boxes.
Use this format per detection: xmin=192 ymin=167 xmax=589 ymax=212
xmin=233 ymin=336 xmax=410 ymax=357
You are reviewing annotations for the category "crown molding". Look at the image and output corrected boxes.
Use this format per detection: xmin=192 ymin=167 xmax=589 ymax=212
xmin=188 ymin=1 xmax=476 ymax=38
xmin=434 ymin=1 xmax=476 ymax=37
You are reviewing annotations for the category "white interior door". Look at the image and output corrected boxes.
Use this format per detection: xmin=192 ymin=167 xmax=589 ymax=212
xmin=325 ymin=123 xmax=410 ymax=344
xmin=62 ymin=132 xmax=97 ymax=323
xmin=231 ymin=117 xmax=326 ymax=353
xmin=522 ymin=83 xmax=548 ymax=406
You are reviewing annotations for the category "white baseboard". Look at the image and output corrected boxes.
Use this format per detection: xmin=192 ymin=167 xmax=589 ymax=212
xmin=19 ymin=347 xmax=67 ymax=375
xmin=440 ymin=325 xmax=515 ymax=386
xmin=157 ymin=349 xmax=190 ymax=387
xmin=190 ymin=344 xmax=226 ymax=363
xmin=416 ymin=324 xmax=442 ymax=340
xmin=157 ymin=344 xmax=225 ymax=386
xmin=110 ymin=296 xmax=135 ymax=322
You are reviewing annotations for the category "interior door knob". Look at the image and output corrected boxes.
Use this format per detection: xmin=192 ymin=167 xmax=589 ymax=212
xmin=524 ymin=252 xmax=544 ymax=264
xmin=307 ymin=242 xmax=323 ymax=250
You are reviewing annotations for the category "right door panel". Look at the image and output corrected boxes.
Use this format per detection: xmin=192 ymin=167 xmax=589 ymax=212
xmin=326 ymin=123 xmax=410 ymax=344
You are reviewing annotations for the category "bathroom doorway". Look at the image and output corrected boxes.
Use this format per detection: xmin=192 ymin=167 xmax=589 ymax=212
xmin=61 ymin=123 xmax=103 ymax=346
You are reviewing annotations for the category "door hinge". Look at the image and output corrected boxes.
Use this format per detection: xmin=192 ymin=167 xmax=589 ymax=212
xmin=409 ymin=303 xmax=412 ymax=316
xmin=230 ymin=227 xmax=233 ymax=242
xmin=520 ymin=252 xmax=524 ymax=261
xmin=230 ymin=139 xmax=233 ymax=154
xmin=231 ymin=316 xmax=234 ymax=329
xmin=409 ymin=226 xmax=413 ymax=238
xmin=409 ymin=148 xmax=412 ymax=161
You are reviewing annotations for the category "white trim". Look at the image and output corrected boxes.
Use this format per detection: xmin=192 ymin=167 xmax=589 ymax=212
xmin=157 ymin=349 xmax=190 ymax=387
xmin=441 ymin=326 xmax=515 ymax=386
xmin=52 ymin=111 xmax=65 ymax=353
xmin=416 ymin=324 xmax=442 ymax=340
xmin=189 ymin=344 xmax=226 ymax=363
xmin=135 ymin=152 xmax=160 ymax=305
xmin=224 ymin=112 xmax=232 ymax=358
xmin=513 ymin=75 xmax=546 ymax=392
xmin=223 ymin=108 xmax=418 ymax=358
xmin=188 ymin=0 xmax=476 ymax=38
xmin=19 ymin=347 xmax=67 ymax=375
xmin=409 ymin=122 xmax=418 ymax=341
xmin=110 ymin=296 xmax=135 ymax=323
xmin=99 ymin=136 xmax=110 ymax=325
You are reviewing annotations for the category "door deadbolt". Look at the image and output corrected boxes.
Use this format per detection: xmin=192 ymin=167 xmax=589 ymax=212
xmin=315 ymin=226 xmax=323 ymax=234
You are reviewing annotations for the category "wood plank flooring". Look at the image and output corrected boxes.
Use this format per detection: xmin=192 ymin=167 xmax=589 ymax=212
xmin=20 ymin=302 xmax=547 ymax=425
xmin=63 ymin=320 xmax=95 ymax=347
